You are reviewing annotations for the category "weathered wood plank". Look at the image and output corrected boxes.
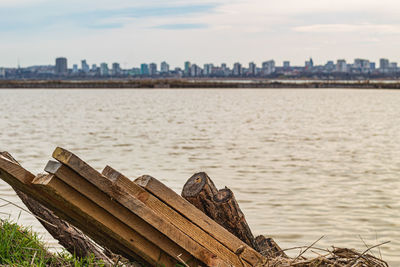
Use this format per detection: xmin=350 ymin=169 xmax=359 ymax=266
xmin=45 ymin=160 xmax=197 ymax=266
xmin=0 ymin=156 xmax=123 ymax=263
xmin=52 ymin=147 xmax=227 ymax=267
xmin=102 ymin=165 xmax=250 ymax=267
xmin=32 ymin=174 xmax=172 ymax=266
xmin=135 ymin=175 xmax=264 ymax=266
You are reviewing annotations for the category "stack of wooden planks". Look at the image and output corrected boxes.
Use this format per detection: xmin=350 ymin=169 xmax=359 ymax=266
xmin=0 ymin=147 xmax=265 ymax=266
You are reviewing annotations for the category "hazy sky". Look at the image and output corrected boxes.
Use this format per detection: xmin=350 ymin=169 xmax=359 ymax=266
xmin=1 ymin=0 xmax=400 ymax=68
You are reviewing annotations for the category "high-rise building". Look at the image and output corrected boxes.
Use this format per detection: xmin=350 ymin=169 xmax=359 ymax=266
xmin=55 ymin=57 xmax=67 ymax=75
xmin=248 ymin=62 xmax=256 ymax=75
xmin=379 ymin=58 xmax=389 ymax=73
xmin=72 ymin=64 xmax=79 ymax=74
xmin=0 ymin=68 xmax=5 ymax=78
xmin=112 ymin=63 xmax=121 ymax=75
xmin=184 ymin=61 xmax=191 ymax=76
xmin=140 ymin=63 xmax=149 ymax=75
xmin=354 ymin=59 xmax=370 ymax=73
xmin=100 ymin=63 xmax=109 ymax=76
xmin=190 ymin=64 xmax=202 ymax=77
xmin=233 ymin=62 xmax=242 ymax=76
xmin=262 ymin=60 xmax=275 ymax=75
xmin=91 ymin=64 xmax=97 ymax=71
xmin=149 ymin=63 xmax=157 ymax=76
xmin=203 ymin=64 xmax=214 ymax=76
xmin=81 ymin=60 xmax=90 ymax=73
xmin=283 ymin=61 xmax=290 ymax=69
xmin=336 ymin=59 xmax=347 ymax=72
xmin=160 ymin=61 xmax=169 ymax=73
xmin=305 ymin=58 xmax=313 ymax=71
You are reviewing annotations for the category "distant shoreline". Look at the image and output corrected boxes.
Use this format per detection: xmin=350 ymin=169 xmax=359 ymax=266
xmin=1 ymin=79 xmax=400 ymax=89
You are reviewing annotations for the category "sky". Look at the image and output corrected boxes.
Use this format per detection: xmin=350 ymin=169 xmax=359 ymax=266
xmin=1 ymin=0 xmax=400 ymax=68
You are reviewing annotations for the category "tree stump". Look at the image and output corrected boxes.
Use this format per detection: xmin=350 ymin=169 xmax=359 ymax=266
xmin=182 ymin=172 xmax=258 ymax=250
xmin=182 ymin=172 xmax=287 ymax=258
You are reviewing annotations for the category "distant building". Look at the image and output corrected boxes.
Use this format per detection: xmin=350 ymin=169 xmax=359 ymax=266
xmin=262 ymin=60 xmax=275 ymax=75
xmin=248 ymin=62 xmax=256 ymax=75
xmin=369 ymin=62 xmax=376 ymax=70
xmin=0 ymin=68 xmax=5 ymax=78
xmin=324 ymin=61 xmax=335 ymax=72
xmin=390 ymin=62 xmax=398 ymax=73
xmin=81 ymin=60 xmax=90 ymax=73
xmin=55 ymin=57 xmax=67 ymax=75
xmin=112 ymin=63 xmax=121 ymax=75
xmin=184 ymin=61 xmax=191 ymax=76
xmin=203 ymin=63 xmax=214 ymax=76
xmin=305 ymin=58 xmax=313 ymax=71
xmin=72 ymin=64 xmax=79 ymax=74
xmin=100 ymin=63 xmax=109 ymax=76
xmin=233 ymin=62 xmax=242 ymax=76
xmin=283 ymin=61 xmax=290 ymax=69
xmin=354 ymin=59 xmax=370 ymax=73
xmin=190 ymin=64 xmax=202 ymax=77
xmin=91 ymin=64 xmax=97 ymax=71
xmin=160 ymin=61 xmax=169 ymax=73
xmin=336 ymin=59 xmax=347 ymax=72
xmin=140 ymin=63 xmax=149 ymax=75
xmin=379 ymin=58 xmax=390 ymax=73
xmin=149 ymin=63 xmax=157 ymax=76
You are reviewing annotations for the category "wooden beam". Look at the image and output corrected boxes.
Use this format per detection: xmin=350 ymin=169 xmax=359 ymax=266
xmin=32 ymin=174 xmax=173 ymax=266
xmin=135 ymin=175 xmax=264 ymax=266
xmin=102 ymin=165 xmax=251 ymax=267
xmin=52 ymin=147 xmax=230 ymax=267
xmin=0 ymin=156 xmax=129 ymax=262
xmin=44 ymin=160 xmax=197 ymax=267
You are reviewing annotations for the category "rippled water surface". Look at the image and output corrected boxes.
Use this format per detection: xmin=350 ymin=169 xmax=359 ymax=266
xmin=0 ymin=89 xmax=399 ymax=264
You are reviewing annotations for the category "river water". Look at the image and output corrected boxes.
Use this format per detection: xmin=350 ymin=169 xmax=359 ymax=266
xmin=0 ymin=88 xmax=399 ymax=264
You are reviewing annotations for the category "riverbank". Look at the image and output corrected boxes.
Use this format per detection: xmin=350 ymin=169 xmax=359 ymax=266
xmin=1 ymin=79 xmax=400 ymax=89
xmin=0 ymin=218 xmax=109 ymax=266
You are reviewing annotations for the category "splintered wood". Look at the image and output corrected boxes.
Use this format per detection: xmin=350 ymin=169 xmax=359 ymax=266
xmin=0 ymin=147 xmax=265 ymax=266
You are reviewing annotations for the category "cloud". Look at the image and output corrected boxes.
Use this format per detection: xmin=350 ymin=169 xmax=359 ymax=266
xmin=293 ymin=24 xmax=400 ymax=34
xmin=153 ymin=23 xmax=208 ymax=30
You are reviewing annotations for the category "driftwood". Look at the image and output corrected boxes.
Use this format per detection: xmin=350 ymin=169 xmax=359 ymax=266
xmin=0 ymin=152 xmax=113 ymax=265
xmin=182 ymin=172 xmax=287 ymax=258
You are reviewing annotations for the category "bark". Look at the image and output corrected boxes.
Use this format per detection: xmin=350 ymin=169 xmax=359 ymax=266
xmin=182 ymin=172 xmax=258 ymax=250
xmin=255 ymin=235 xmax=288 ymax=258
xmin=0 ymin=151 xmax=114 ymax=265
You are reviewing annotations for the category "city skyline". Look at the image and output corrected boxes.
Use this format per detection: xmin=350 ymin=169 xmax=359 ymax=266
xmin=2 ymin=0 xmax=400 ymax=67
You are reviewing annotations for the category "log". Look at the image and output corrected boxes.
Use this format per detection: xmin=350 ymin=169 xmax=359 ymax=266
xmin=182 ymin=172 xmax=287 ymax=258
xmin=51 ymin=147 xmax=228 ymax=267
xmin=102 ymin=165 xmax=251 ymax=267
xmin=0 ymin=152 xmax=114 ymax=265
xmin=182 ymin=172 xmax=258 ymax=250
xmin=135 ymin=175 xmax=263 ymax=266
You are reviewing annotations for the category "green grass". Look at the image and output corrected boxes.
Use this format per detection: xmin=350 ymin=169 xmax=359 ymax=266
xmin=0 ymin=218 xmax=105 ymax=266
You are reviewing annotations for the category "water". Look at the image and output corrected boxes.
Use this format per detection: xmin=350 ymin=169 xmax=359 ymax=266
xmin=0 ymin=88 xmax=399 ymax=264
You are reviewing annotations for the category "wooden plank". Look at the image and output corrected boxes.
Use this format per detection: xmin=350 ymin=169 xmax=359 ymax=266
xmin=102 ymin=165 xmax=250 ymax=267
xmin=135 ymin=175 xmax=264 ymax=266
xmin=0 ymin=157 xmax=135 ymax=261
xmin=32 ymin=174 xmax=176 ymax=266
xmin=45 ymin=160 xmax=198 ymax=267
xmin=52 ymin=147 xmax=230 ymax=267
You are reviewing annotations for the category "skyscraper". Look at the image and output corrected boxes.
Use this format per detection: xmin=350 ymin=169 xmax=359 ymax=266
xmin=140 ymin=64 xmax=149 ymax=75
xmin=100 ymin=63 xmax=109 ymax=76
xmin=160 ymin=61 xmax=169 ymax=73
xmin=149 ymin=63 xmax=157 ymax=76
xmin=81 ymin=60 xmax=90 ymax=73
xmin=248 ymin=62 xmax=256 ymax=75
xmin=184 ymin=61 xmax=191 ymax=76
xmin=55 ymin=57 xmax=67 ymax=74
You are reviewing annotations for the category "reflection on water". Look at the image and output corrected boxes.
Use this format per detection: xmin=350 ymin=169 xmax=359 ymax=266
xmin=0 ymin=89 xmax=399 ymax=264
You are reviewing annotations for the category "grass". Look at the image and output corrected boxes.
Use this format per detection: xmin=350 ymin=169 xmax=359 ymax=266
xmin=0 ymin=218 xmax=106 ymax=266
